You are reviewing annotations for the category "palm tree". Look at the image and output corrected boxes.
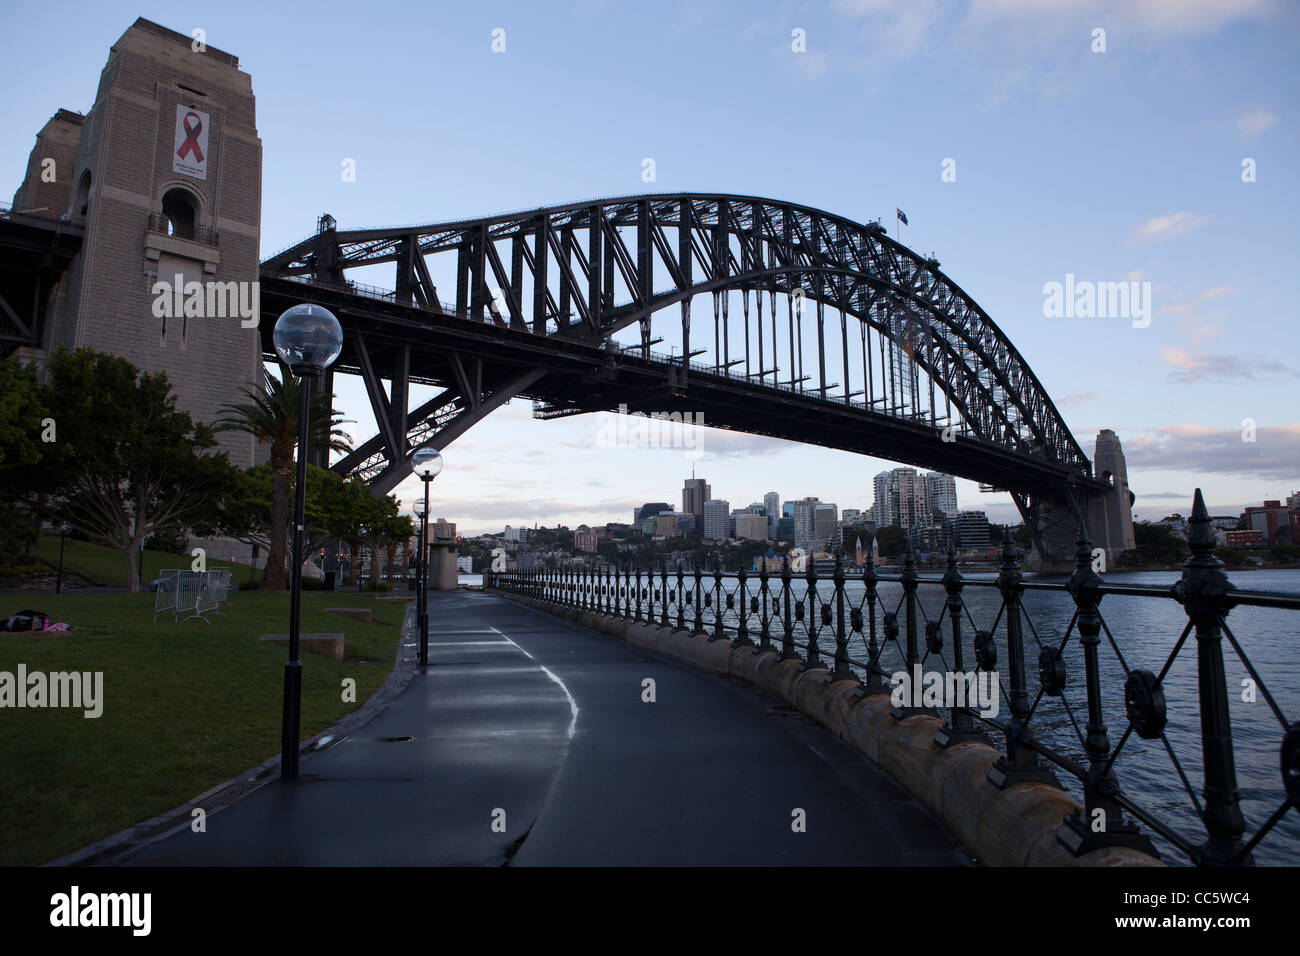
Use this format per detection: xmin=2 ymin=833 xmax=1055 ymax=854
xmin=213 ymin=368 xmax=352 ymax=590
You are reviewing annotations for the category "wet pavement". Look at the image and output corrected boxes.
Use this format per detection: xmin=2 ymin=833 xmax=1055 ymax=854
xmin=121 ymin=589 xmax=968 ymax=866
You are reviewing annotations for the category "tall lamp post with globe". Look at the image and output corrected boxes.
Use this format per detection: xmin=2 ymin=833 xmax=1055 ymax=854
xmin=273 ymin=303 xmax=343 ymax=783
xmin=412 ymin=497 xmax=426 ymax=631
xmin=411 ymin=447 xmax=443 ymax=666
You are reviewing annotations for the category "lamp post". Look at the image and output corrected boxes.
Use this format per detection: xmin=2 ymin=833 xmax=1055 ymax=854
xmin=55 ymin=524 xmax=69 ymax=594
xmin=411 ymin=447 xmax=443 ymax=666
xmin=412 ymin=497 xmax=426 ymax=626
xmin=273 ymin=303 xmax=343 ymax=783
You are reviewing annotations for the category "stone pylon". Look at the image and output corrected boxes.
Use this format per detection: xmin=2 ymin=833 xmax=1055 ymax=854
xmin=12 ymin=17 xmax=263 ymax=470
xmin=1089 ymin=429 xmax=1137 ymax=562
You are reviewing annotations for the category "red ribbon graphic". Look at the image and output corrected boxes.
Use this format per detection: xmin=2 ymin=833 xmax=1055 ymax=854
xmin=177 ymin=112 xmax=204 ymax=163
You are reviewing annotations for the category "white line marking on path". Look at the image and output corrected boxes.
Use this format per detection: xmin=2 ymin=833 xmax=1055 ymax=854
xmin=489 ymin=626 xmax=579 ymax=739
xmin=429 ymin=640 xmax=513 ymax=647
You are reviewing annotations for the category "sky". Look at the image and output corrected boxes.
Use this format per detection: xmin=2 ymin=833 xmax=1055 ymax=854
xmin=3 ymin=0 xmax=1297 ymax=535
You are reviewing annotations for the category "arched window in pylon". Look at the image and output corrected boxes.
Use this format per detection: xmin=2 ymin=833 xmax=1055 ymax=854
xmin=73 ymin=170 xmax=92 ymax=218
xmin=160 ymin=187 xmax=199 ymax=240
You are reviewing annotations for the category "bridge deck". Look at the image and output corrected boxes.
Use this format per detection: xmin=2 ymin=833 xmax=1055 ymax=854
xmin=123 ymin=590 xmax=968 ymax=866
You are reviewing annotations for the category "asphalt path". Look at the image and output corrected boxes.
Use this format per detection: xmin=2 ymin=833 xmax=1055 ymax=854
xmin=122 ymin=589 xmax=968 ymax=866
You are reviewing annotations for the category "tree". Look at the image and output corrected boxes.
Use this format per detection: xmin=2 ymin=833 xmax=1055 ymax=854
xmin=213 ymin=368 xmax=351 ymax=590
xmin=874 ymin=525 xmax=906 ymax=558
xmin=200 ymin=463 xmax=346 ymax=579
xmin=0 ymin=356 xmax=50 ymax=556
xmin=360 ymin=504 xmax=413 ymax=590
xmin=41 ymin=348 xmax=237 ymax=592
xmin=317 ymin=476 xmax=381 ymax=586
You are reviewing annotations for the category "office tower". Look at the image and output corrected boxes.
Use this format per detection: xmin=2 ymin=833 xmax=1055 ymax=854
xmin=703 ymin=499 xmax=731 ymax=540
xmin=734 ymin=513 xmax=769 ymax=541
xmin=813 ymin=503 xmax=840 ymax=552
xmin=683 ymin=476 xmax=711 ymax=527
xmin=923 ymin=472 xmax=959 ymax=516
xmin=872 ymin=467 xmax=928 ymax=530
xmin=791 ymin=497 xmax=820 ymax=550
xmin=956 ymin=511 xmax=990 ymax=549
xmin=764 ymin=492 xmax=781 ymax=535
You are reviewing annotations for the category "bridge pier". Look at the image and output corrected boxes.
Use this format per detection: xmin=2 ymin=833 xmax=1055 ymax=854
xmin=1019 ymin=431 xmax=1137 ymax=572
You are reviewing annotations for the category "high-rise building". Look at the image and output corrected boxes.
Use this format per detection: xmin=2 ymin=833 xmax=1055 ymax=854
xmin=813 ymin=503 xmax=840 ymax=552
xmin=873 ymin=472 xmax=894 ymax=527
xmin=791 ymin=497 xmax=820 ymax=550
xmin=776 ymin=516 xmax=795 ymax=540
xmin=956 ymin=511 xmax=990 ymax=549
xmin=873 ymin=468 xmax=928 ymax=530
xmin=923 ymin=473 xmax=959 ymax=516
xmin=683 ymin=476 xmax=711 ymax=527
xmin=734 ymin=513 xmax=768 ymax=541
xmin=764 ymin=492 xmax=781 ymax=535
xmin=703 ymin=499 xmax=731 ymax=540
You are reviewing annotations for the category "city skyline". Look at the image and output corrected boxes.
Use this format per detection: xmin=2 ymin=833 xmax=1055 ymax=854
xmin=474 ymin=463 xmax=1292 ymax=543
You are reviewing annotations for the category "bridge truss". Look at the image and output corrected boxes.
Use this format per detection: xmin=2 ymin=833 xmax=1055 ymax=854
xmin=260 ymin=194 xmax=1107 ymax=566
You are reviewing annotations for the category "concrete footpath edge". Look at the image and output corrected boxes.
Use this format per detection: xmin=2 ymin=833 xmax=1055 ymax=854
xmin=46 ymin=601 xmax=421 ymax=867
xmin=498 ymin=592 xmax=1164 ymax=868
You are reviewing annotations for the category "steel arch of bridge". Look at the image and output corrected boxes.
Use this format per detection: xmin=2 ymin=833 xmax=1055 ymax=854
xmin=261 ymin=194 xmax=1103 ymax=562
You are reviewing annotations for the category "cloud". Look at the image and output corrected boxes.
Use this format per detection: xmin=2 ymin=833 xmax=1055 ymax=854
xmin=1156 ymin=347 xmax=1298 ymax=383
xmin=1170 ymin=317 xmax=1226 ymax=344
xmin=1124 ymin=424 xmax=1300 ymax=480
xmin=1156 ymin=283 xmax=1245 ymax=344
xmin=1158 ymin=284 xmax=1242 ymax=316
xmin=1237 ymin=108 xmax=1279 ymax=137
xmin=1130 ymin=211 xmax=1210 ymax=242
xmin=968 ymin=0 xmax=1277 ymax=35
xmin=830 ymin=0 xmax=944 ymax=61
xmin=1058 ymin=390 xmax=1101 ymax=405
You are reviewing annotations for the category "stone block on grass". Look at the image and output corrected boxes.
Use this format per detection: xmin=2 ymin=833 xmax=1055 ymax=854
xmin=260 ymin=633 xmax=344 ymax=660
xmin=325 ymin=607 xmax=372 ymax=623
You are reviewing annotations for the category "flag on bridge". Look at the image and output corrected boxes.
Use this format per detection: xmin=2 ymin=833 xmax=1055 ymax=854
xmin=896 ymin=208 xmax=909 ymax=226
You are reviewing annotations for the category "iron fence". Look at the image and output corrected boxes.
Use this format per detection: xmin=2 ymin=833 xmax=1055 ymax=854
xmin=489 ymin=492 xmax=1300 ymax=866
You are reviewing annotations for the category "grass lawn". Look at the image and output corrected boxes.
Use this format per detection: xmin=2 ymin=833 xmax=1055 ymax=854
xmin=0 ymin=590 xmax=408 ymax=865
xmin=27 ymin=531 xmax=257 ymax=588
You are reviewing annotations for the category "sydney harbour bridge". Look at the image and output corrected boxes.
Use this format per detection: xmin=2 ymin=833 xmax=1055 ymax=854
xmin=258 ymin=193 xmax=1124 ymax=569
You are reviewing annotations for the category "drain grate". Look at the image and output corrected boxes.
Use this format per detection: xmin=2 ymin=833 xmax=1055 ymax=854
xmin=204 ymin=778 xmax=264 ymax=810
